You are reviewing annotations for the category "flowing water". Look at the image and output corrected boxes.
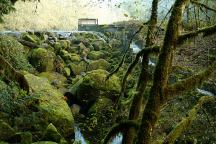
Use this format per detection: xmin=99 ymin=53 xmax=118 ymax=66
xmin=197 ymin=88 xmax=215 ymax=96
xmin=130 ymin=42 xmax=156 ymax=66
xmin=75 ymin=127 xmax=123 ymax=144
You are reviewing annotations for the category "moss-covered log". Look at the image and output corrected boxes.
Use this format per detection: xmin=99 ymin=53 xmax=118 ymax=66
xmin=163 ymin=96 xmax=215 ymax=144
xmin=165 ymin=61 xmax=216 ymax=99
xmin=178 ymin=24 xmax=216 ymax=44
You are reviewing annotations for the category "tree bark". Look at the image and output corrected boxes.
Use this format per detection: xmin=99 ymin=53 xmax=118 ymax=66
xmin=122 ymin=0 xmax=159 ymax=144
xmin=136 ymin=0 xmax=190 ymax=143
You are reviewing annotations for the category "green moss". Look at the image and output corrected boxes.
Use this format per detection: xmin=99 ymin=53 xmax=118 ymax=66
xmin=0 ymin=35 xmax=32 ymax=71
xmin=43 ymin=123 xmax=62 ymax=143
xmin=22 ymin=33 xmax=42 ymax=45
xmin=87 ymin=51 xmax=105 ymax=60
xmin=59 ymin=40 xmax=71 ymax=50
xmin=24 ymin=73 xmax=74 ymax=138
xmin=70 ymin=53 xmax=81 ymax=62
xmin=88 ymin=97 xmax=113 ymax=114
xmin=83 ymin=69 xmax=120 ymax=93
xmin=87 ymin=59 xmax=110 ymax=71
xmin=30 ymin=48 xmax=55 ymax=72
xmin=69 ymin=61 xmax=87 ymax=75
xmin=38 ymin=72 xmax=67 ymax=89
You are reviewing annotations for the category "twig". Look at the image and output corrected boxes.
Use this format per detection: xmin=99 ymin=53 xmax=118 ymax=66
xmin=106 ymin=21 xmax=148 ymax=80
xmin=191 ymin=0 xmax=216 ymax=13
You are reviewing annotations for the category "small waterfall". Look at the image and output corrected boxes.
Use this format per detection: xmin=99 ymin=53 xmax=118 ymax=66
xmin=130 ymin=41 xmax=141 ymax=54
xmin=74 ymin=126 xmax=87 ymax=144
xmin=111 ymin=133 xmax=123 ymax=144
xmin=197 ymin=88 xmax=214 ymax=96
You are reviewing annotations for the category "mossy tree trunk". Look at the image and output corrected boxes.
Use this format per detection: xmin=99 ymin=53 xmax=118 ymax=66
xmin=122 ymin=0 xmax=159 ymax=144
xmin=136 ymin=0 xmax=190 ymax=144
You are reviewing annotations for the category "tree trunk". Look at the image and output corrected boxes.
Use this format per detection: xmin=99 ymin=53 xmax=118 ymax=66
xmin=136 ymin=0 xmax=190 ymax=144
xmin=122 ymin=0 xmax=159 ymax=144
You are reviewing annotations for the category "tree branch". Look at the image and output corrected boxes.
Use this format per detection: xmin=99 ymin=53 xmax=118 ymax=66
xmin=102 ymin=120 xmax=139 ymax=144
xmin=178 ymin=24 xmax=216 ymax=44
xmin=106 ymin=22 xmax=148 ymax=80
xmin=119 ymin=45 xmax=160 ymax=102
xmin=164 ymin=61 xmax=216 ymax=99
xmin=163 ymin=96 xmax=215 ymax=144
xmin=191 ymin=0 xmax=216 ymax=13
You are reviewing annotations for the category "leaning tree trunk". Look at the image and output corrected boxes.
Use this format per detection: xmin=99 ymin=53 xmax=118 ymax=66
xmin=122 ymin=0 xmax=159 ymax=144
xmin=136 ymin=0 xmax=190 ymax=144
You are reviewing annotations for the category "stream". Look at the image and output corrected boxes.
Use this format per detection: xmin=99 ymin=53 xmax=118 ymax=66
xmin=75 ymin=127 xmax=123 ymax=144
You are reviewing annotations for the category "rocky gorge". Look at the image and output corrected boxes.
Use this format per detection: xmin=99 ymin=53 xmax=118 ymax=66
xmin=0 ymin=22 xmax=216 ymax=144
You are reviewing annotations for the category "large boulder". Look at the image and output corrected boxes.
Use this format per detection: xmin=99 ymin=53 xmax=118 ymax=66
xmin=30 ymin=48 xmax=55 ymax=72
xmin=69 ymin=61 xmax=87 ymax=76
xmin=87 ymin=59 xmax=110 ymax=71
xmin=0 ymin=35 xmax=32 ymax=71
xmin=87 ymin=51 xmax=105 ymax=60
xmin=24 ymin=73 xmax=74 ymax=139
xmin=67 ymin=69 xmax=120 ymax=113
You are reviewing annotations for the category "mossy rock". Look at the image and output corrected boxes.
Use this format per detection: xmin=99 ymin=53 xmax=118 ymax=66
xmin=88 ymin=97 xmax=114 ymax=114
xmin=0 ymin=35 xmax=32 ymax=71
xmin=24 ymin=73 xmax=74 ymax=138
xmin=30 ymin=48 xmax=55 ymax=72
xmin=59 ymin=40 xmax=71 ymax=50
xmin=69 ymin=69 xmax=120 ymax=111
xmin=43 ymin=123 xmax=62 ymax=143
xmin=87 ymin=51 xmax=105 ymax=60
xmin=92 ymin=40 xmax=108 ymax=51
xmin=38 ymin=72 xmax=67 ymax=89
xmin=69 ymin=61 xmax=87 ymax=76
xmin=22 ymin=33 xmax=42 ymax=45
xmin=87 ymin=59 xmax=110 ymax=71
xmin=70 ymin=53 xmax=81 ymax=62
xmin=83 ymin=69 xmax=120 ymax=92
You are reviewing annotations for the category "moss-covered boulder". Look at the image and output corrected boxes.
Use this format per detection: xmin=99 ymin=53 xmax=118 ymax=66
xmin=24 ymin=73 xmax=74 ymax=138
xmin=43 ymin=123 xmax=62 ymax=143
xmin=30 ymin=48 xmax=55 ymax=72
xmin=59 ymin=40 xmax=71 ymax=50
xmin=22 ymin=33 xmax=42 ymax=45
xmin=68 ymin=69 xmax=120 ymax=113
xmin=87 ymin=51 xmax=105 ymax=60
xmin=92 ymin=40 xmax=108 ymax=51
xmin=69 ymin=61 xmax=87 ymax=76
xmin=87 ymin=59 xmax=110 ymax=71
xmin=0 ymin=35 xmax=32 ymax=71
xmin=38 ymin=72 xmax=67 ymax=89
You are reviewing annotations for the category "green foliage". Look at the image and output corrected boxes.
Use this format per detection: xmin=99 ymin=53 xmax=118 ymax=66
xmin=0 ymin=35 xmax=32 ymax=71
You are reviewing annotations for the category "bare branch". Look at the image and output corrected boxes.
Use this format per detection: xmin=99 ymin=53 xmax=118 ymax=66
xmin=191 ymin=0 xmax=216 ymax=13
xmin=178 ymin=24 xmax=216 ymax=44
xmin=106 ymin=22 xmax=148 ymax=80
xmin=163 ymin=96 xmax=215 ymax=144
xmin=120 ymin=46 xmax=160 ymax=99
